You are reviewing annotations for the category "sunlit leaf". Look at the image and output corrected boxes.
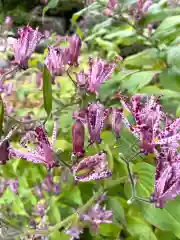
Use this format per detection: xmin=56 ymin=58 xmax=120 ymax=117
xmin=43 ymin=65 xmax=52 ymax=117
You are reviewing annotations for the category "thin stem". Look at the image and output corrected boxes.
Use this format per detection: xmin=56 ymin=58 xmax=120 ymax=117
xmin=113 ymin=13 xmax=160 ymax=51
xmin=19 ymin=187 xmax=104 ymax=237
xmin=123 ymin=158 xmax=136 ymax=198
xmin=67 ymin=67 xmax=77 ymax=87
xmin=0 ymin=66 xmax=20 ymax=86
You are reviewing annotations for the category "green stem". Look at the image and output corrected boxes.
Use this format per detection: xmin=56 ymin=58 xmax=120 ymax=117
xmin=19 ymin=187 xmax=104 ymax=238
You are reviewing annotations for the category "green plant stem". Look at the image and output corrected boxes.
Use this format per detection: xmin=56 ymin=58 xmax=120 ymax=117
xmin=0 ymin=66 xmax=20 ymax=86
xmin=113 ymin=13 xmax=160 ymax=51
xmin=19 ymin=187 xmax=105 ymax=238
xmin=18 ymin=176 xmax=128 ymax=238
xmin=122 ymin=157 xmax=151 ymax=204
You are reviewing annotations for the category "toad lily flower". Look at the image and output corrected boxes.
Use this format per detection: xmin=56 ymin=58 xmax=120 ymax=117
xmin=13 ymin=26 xmax=43 ymax=69
xmin=87 ymin=102 xmax=111 ymax=145
xmin=44 ymin=46 xmax=67 ymax=84
xmin=111 ymin=108 xmax=123 ymax=139
xmin=72 ymin=152 xmax=112 ymax=182
xmin=9 ymin=126 xmax=57 ymax=170
xmin=150 ymin=148 xmax=180 ymax=208
xmin=120 ymin=94 xmax=165 ymax=154
xmin=66 ymin=34 xmax=81 ymax=66
xmin=75 ymin=57 xmax=115 ymax=95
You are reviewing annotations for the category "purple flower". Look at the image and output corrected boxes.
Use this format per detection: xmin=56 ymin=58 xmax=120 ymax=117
xmin=9 ymin=126 xmax=57 ymax=169
xmin=8 ymin=179 xmax=18 ymax=194
xmin=150 ymin=148 xmax=180 ymax=208
xmin=41 ymin=175 xmax=53 ymax=192
xmin=33 ymin=185 xmax=43 ymax=198
xmin=142 ymin=0 xmax=152 ymax=13
xmin=72 ymin=152 xmax=112 ymax=182
xmin=87 ymin=103 xmax=111 ymax=145
xmin=81 ymin=202 xmax=112 ymax=232
xmin=53 ymin=183 xmax=60 ymax=195
xmin=66 ymin=34 xmax=81 ymax=66
xmin=65 ymin=226 xmax=83 ymax=240
xmin=33 ymin=201 xmax=45 ymax=217
xmin=72 ymin=119 xmax=85 ymax=157
xmin=4 ymin=16 xmax=13 ymax=29
xmin=75 ymin=58 xmax=115 ymax=95
xmin=75 ymin=71 xmax=88 ymax=89
xmin=87 ymin=57 xmax=115 ymax=94
xmin=13 ymin=26 xmax=43 ymax=69
xmin=120 ymin=94 xmax=166 ymax=154
xmin=133 ymin=0 xmax=152 ymax=20
xmin=111 ymin=108 xmax=123 ymax=139
xmin=0 ymin=140 xmax=9 ymax=165
xmin=104 ymin=0 xmax=118 ymax=16
xmin=44 ymin=46 xmax=67 ymax=83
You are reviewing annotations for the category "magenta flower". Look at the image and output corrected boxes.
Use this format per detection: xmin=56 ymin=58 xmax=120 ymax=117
xmin=81 ymin=202 xmax=112 ymax=232
xmin=44 ymin=46 xmax=67 ymax=83
xmin=133 ymin=0 xmax=152 ymax=20
xmin=72 ymin=119 xmax=85 ymax=157
xmin=75 ymin=70 xmax=88 ymax=89
xmin=4 ymin=16 xmax=13 ymax=29
xmin=8 ymin=179 xmax=18 ymax=194
xmin=87 ymin=103 xmax=111 ymax=145
xmin=111 ymin=108 xmax=123 ymax=139
xmin=88 ymin=57 xmax=115 ymax=94
xmin=104 ymin=0 xmax=118 ymax=16
xmin=75 ymin=57 xmax=115 ymax=95
xmin=9 ymin=126 xmax=57 ymax=170
xmin=72 ymin=152 xmax=112 ymax=182
xmin=150 ymin=148 xmax=180 ymax=208
xmin=120 ymin=94 xmax=164 ymax=154
xmin=67 ymin=34 xmax=81 ymax=66
xmin=13 ymin=26 xmax=43 ymax=69
xmin=65 ymin=226 xmax=83 ymax=240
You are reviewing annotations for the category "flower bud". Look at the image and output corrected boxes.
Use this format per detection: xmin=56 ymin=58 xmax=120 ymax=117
xmin=72 ymin=120 xmax=85 ymax=157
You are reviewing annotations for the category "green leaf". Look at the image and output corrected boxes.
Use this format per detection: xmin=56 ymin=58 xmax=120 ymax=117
xmin=108 ymin=197 xmax=126 ymax=226
xmin=43 ymin=65 xmax=52 ymax=117
xmin=133 ymin=162 xmax=155 ymax=198
xmin=126 ymin=211 xmax=157 ymax=240
xmin=43 ymin=0 xmax=59 ymax=18
xmin=138 ymin=197 xmax=180 ymax=239
xmin=160 ymin=68 xmax=180 ymax=91
xmin=48 ymin=204 xmax=61 ymax=224
xmin=0 ymin=97 xmax=4 ymax=136
xmin=167 ymin=46 xmax=180 ymax=75
xmin=99 ymin=70 xmax=139 ymax=102
xmin=50 ymin=230 xmax=69 ymax=240
xmin=138 ymin=86 xmax=180 ymax=99
xmin=152 ymin=16 xmax=180 ymax=43
xmin=98 ymin=223 xmax=120 ymax=238
xmin=104 ymin=28 xmax=136 ymax=41
xmin=121 ymin=71 xmax=160 ymax=94
xmin=71 ymin=2 xmax=99 ymax=25
xmin=124 ymin=48 xmax=165 ymax=69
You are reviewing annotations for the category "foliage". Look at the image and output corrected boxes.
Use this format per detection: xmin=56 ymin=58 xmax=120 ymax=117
xmin=0 ymin=0 xmax=180 ymax=240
